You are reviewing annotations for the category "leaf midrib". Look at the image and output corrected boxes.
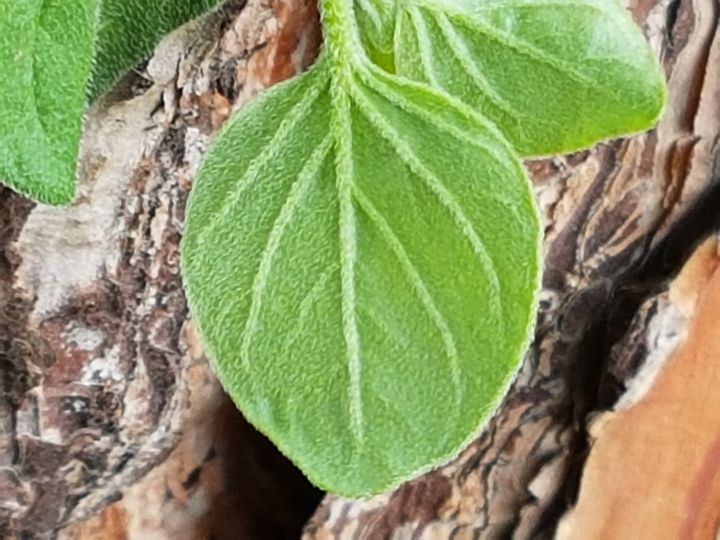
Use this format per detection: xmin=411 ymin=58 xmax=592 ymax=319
xmin=198 ymin=70 xmax=328 ymax=249
xmin=329 ymin=71 xmax=366 ymax=445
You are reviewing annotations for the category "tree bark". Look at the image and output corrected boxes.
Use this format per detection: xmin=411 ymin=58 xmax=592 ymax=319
xmin=1 ymin=1 xmax=322 ymax=537
xmin=0 ymin=0 xmax=718 ymax=538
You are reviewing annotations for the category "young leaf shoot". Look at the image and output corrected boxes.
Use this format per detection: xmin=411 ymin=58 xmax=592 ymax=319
xmin=182 ymin=0 xmax=665 ymax=496
xmin=0 ymin=0 xmax=666 ymax=498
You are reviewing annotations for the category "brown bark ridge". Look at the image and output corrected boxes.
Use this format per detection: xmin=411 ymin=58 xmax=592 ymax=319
xmin=557 ymin=236 xmax=720 ymax=539
xmin=303 ymin=0 xmax=720 ymax=537
xmin=1 ymin=1 xmax=322 ymax=537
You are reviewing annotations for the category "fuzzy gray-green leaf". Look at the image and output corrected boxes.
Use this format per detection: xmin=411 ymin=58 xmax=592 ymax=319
xmin=0 ymin=0 xmax=218 ymax=204
xmin=383 ymin=0 xmax=667 ymax=156
xmin=181 ymin=58 xmax=541 ymax=496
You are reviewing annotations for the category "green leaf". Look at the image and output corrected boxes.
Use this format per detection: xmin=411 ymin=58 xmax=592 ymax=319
xmin=183 ymin=0 xmax=664 ymax=496
xmin=181 ymin=56 xmax=541 ymax=496
xmin=353 ymin=0 xmax=397 ymax=71
xmin=0 ymin=3 xmax=95 ymax=204
xmin=89 ymin=0 xmax=219 ymax=100
xmin=381 ymin=0 xmax=667 ymax=156
xmin=0 ymin=0 xmax=218 ymax=204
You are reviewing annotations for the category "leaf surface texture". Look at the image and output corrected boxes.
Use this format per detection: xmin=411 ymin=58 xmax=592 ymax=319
xmin=380 ymin=0 xmax=667 ymax=155
xmin=181 ymin=58 xmax=542 ymax=496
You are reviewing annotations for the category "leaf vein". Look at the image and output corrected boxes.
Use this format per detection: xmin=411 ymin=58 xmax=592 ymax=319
xmin=240 ymin=135 xmax=332 ymax=369
xmin=331 ymin=88 xmax=365 ymax=444
xmin=202 ymin=70 xmax=328 ymax=242
xmin=417 ymin=4 xmax=596 ymax=88
xmin=282 ymin=265 xmax=337 ymax=357
xmin=355 ymin=0 xmax=383 ymax=31
xmin=353 ymin=185 xmax=463 ymax=403
xmin=31 ymin=0 xmax=51 ymax=144
xmin=476 ymin=0 xmax=609 ymax=17
xmin=350 ymin=85 xmax=507 ymax=338
xmin=358 ymin=67 xmax=517 ymax=177
xmin=433 ymin=12 xmax=523 ymax=123
xmin=408 ymin=7 xmax=441 ymax=87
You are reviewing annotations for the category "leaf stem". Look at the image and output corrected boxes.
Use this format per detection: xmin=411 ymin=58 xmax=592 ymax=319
xmin=320 ymin=0 xmax=367 ymax=444
xmin=320 ymin=0 xmax=363 ymax=77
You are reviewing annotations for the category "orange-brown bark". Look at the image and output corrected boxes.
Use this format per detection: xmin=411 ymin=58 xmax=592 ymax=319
xmin=558 ymin=237 xmax=720 ymax=539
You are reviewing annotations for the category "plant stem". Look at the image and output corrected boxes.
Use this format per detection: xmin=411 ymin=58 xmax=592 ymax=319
xmin=319 ymin=0 xmax=361 ymax=76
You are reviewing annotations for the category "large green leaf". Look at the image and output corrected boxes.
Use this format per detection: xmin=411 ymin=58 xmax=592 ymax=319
xmin=0 ymin=0 xmax=218 ymax=204
xmin=181 ymin=56 xmax=541 ymax=496
xmin=379 ymin=0 xmax=666 ymax=156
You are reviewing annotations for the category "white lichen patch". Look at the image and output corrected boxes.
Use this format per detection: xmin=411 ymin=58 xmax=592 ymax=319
xmin=63 ymin=322 xmax=105 ymax=351
xmin=80 ymin=346 xmax=125 ymax=384
xmin=615 ymin=297 xmax=689 ymax=411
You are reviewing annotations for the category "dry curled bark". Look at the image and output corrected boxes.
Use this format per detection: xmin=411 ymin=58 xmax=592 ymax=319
xmin=557 ymin=236 xmax=720 ymax=539
xmin=0 ymin=0 xmax=718 ymax=538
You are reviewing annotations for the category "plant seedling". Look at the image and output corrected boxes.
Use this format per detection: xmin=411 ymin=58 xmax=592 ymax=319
xmin=0 ymin=0 xmax=665 ymax=497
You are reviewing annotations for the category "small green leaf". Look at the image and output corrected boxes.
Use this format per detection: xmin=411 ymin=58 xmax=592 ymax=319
xmin=0 ymin=0 xmax=218 ymax=204
xmin=353 ymin=0 xmax=397 ymax=71
xmin=0 ymin=3 xmax=95 ymax=204
xmin=381 ymin=0 xmax=666 ymax=156
xmin=181 ymin=56 xmax=541 ymax=496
